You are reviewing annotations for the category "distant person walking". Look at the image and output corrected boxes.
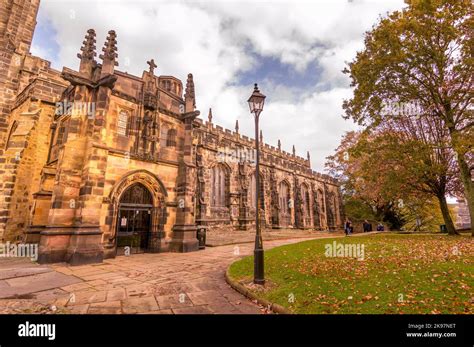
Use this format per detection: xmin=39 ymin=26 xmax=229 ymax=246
xmin=345 ymin=219 xmax=353 ymax=236
xmin=363 ymin=220 xmax=370 ymax=233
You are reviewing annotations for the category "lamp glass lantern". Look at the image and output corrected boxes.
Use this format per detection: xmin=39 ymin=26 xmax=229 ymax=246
xmin=247 ymin=83 xmax=266 ymax=115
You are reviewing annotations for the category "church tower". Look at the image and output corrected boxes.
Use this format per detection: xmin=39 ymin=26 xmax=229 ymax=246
xmin=0 ymin=0 xmax=41 ymax=144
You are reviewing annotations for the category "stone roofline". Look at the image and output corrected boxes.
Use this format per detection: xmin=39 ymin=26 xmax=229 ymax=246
xmin=114 ymin=70 xmax=184 ymax=102
xmin=18 ymin=49 xmax=338 ymax=186
xmin=12 ymin=76 xmax=69 ymax=111
xmin=194 ymin=117 xmax=339 ymax=186
xmin=114 ymin=70 xmax=182 ymax=85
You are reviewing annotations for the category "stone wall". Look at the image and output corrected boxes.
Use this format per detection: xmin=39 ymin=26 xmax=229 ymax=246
xmin=0 ymin=0 xmax=41 ymax=143
xmin=193 ymin=119 xmax=342 ymax=231
xmin=0 ymin=53 xmax=67 ymax=241
xmin=0 ymin=100 xmax=57 ymax=241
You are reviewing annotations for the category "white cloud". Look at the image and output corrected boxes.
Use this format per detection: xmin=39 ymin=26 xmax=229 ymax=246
xmin=35 ymin=0 xmax=405 ymax=171
xmin=30 ymin=44 xmax=55 ymax=63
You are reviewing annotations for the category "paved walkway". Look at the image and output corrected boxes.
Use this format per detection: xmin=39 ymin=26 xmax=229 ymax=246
xmin=206 ymin=227 xmax=334 ymax=246
xmin=0 ymin=232 xmax=345 ymax=314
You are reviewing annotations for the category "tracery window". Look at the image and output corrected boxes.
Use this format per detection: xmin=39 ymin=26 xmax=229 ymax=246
xmin=210 ymin=165 xmax=228 ymax=207
xmin=117 ymin=110 xmax=129 ymax=136
xmin=279 ymin=181 xmax=290 ymax=214
xmin=302 ymin=185 xmax=311 ymax=217
xmin=166 ymin=129 xmax=177 ymax=147
xmin=250 ymin=173 xmax=257 ymax=209
xmin=249 ymin=172 xmax=264 ymax=210
xmin=160 ymin=124 xmax=168 ymax=148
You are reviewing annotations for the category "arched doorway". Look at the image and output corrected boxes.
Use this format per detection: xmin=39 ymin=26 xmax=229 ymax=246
xmin=117 ymin=183 xmax=154 ymax=254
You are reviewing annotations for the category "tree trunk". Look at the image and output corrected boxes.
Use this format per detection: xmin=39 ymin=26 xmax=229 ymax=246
xmin=455 ymin=150 xmax=474 ymax=236
xmin=449 ymin=128 xmax=473 ymax=236
xmin=437 ymin=194 xmax=458 ymax=235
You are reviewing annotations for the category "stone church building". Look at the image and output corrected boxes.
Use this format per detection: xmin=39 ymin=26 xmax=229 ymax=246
xmin=0 ymin=0 xmax=343 ymax=264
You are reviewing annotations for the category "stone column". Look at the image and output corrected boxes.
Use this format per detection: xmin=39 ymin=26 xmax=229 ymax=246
xmin=311 ymin=183 xmax=321 ymax=230
xmin=147 ymin=200 xmax=168 ymax=252
xmin=38 ymin=85 xmax=91 ymax=263
xmin=270 ymin=167 xmax=280 ymax=228
xmin=237 ymin=162 xmax=250 ymax=230
xmin=195 ymin=144 xmax=208 ymax=225
xmin=294 ymin=175 xmax=304 ymax=228
xmin=324 ymin=183 xmax=336 ymax=230
xmin=170 ymin=115 xmax=199 ymax=252
xmin=170 ymin=74 xmax=199 ymax=252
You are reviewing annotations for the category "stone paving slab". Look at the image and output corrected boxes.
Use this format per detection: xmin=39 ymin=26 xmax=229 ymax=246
xmin=0 ymin=267 xmax=52 ymax=280
xmin=0 ymin=258 xmax=40 ymax=269
xmin=0 ymin=271 xmax=81 ymax=299
xmin=0 ymin=232 xmax=358 ymax=314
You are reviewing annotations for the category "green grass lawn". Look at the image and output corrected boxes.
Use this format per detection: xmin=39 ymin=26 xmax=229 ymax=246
xmin=228 ymin=234 xmax=473 ymax=314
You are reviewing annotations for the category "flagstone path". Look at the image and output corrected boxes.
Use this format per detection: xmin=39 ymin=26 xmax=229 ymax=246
xmin=0 ymin=231 xmax=348 ymax=314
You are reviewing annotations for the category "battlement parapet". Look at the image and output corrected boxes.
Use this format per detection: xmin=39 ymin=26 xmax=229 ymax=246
xmin=196 ymin=116 xmax=339 ymax=185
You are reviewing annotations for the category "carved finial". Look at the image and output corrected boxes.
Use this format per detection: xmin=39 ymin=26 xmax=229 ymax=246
xmin=208 ymin=108 xmax=213 ymax=123
xmin=260 ymin=130 xmax=263 ymax=143
xmin=77 ymin=29 xmax=96 ymax=62
xmin=147 ymin=59 xmax=157 ymax=74
xmin=278 ymin=139 xmax=281 ymax=150
xmin=235 ymin=119 xmax=239 ymax=133
xmin=100 ymin=30 xmax=118 ymax=64
xmin=292 ymin=145 xmax=296 ymax=156
xmin=184 ymin=73 xmax=196 ymax=107
xmin=77 ymin=29 xmax=96 ymax=74
xmin=307 ymin=151 xmax=310 ymax=161
xmin=99 ymin=30 xmax=118 ymax=75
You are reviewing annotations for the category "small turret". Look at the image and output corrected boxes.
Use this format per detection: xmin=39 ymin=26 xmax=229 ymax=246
xmin=208 ymin=108 xmax=213 ymax=123
xmin=235 ymin=119 xmax=239 ymax=133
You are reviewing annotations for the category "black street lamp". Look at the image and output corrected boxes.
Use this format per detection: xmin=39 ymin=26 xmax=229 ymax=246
xmin=247 ymin=83 xmax=266 ymax=285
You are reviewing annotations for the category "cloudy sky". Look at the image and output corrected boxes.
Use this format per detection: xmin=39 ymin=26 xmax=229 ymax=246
xmin=31 ymin=0 xmax=405 ymax=172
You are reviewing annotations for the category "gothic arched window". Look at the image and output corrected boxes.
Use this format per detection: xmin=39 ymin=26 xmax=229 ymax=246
xmin=301 ymin=184 xmax=311 ymax=217
xmin=160 ymin=124 xmax=168 ymax=148
xmin=56 ymin=118 xmax=69 ymax=146
xmin=166 ymin=129 xmax=177 ymax=147
xmin=117 ymin=110 xmax=129 ymax=136
xmin=249 ymin=172 xmax=264 ymax=210
xmin=210 ymin=165 xmax=228 ymax=207
xmin=250 ymin=173 xmax=256 ymax=209
xmin=318 ymin=189 xmax=325 ymax=213
xmin=279 ymin=181 xmax=290 ymax=214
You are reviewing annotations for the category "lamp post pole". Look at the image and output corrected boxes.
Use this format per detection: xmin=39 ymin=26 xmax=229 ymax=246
xmin=253 ymin=109 xmax=264 ymax=285
xmin=247 ymin=83 xmax=266 ymax=285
